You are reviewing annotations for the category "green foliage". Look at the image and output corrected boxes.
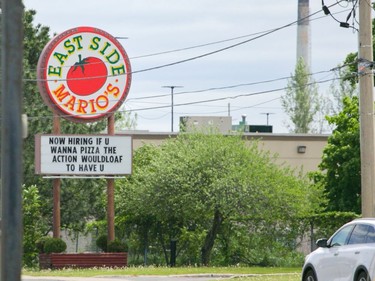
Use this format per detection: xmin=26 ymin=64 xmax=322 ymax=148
xmin=96 ymin=235 xmax=108 ymax=252
xmin=204 ymin=220 xmax=305 ymax=267
xmin=117 ymin=132 xmax=323 ymax=266
xmin=342 ymin=52 xmax=359 ymax=87
xmin=281 ymin=57 xmax=320 ymax=133
xmin=115 ymin=111 xmax=138 ymax=131
xmin=23 ymin=185 xmax=47 ymax=267
xmin=313 ymin=96 xmax=360 ymax=213
xmin=95 ymin=234 xmax=127 ymax=252
xmin=108 ymin=239 xmax=128 ymax=252
xmin=35 ymin=236 xmax=50 ymax=254
xmin=308 ymin=211 xmax=359 ymax=240
xmin=328 ymin=67 xmax=357 ymax=116
xmin=42 ymin=237 xmax=67 ymax=254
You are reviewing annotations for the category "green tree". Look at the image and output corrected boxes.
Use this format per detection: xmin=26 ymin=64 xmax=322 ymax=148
xmin=117 ymin=132 xmax=323 ymax=265
xmin=328 ymin=67 xmax=357 ymax=115
xmin=115 ymin=111 xmax=138 ymax=131
xmin=281 ymin=58 xmax=320 ymax=133
xmin=315 ymin=66 xmax=358 ymax=133
xmin=313 ymin=96 xmax=361 ymax=213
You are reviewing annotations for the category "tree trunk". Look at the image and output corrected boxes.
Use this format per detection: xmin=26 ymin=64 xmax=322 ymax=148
xmin=201 ymin=209 xmax=223 ymax=265
xmin=156 ymin=223 xmax=170 ymax=265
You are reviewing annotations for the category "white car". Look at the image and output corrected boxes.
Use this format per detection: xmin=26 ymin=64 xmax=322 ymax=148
xmin=302 ymin=218 xmax=375 ymax=281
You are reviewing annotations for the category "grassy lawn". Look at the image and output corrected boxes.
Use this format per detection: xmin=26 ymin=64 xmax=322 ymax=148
xmin=23 ymin=266 xmax=302 ymax=279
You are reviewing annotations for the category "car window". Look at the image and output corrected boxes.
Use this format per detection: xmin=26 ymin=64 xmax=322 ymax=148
xmin=348 ymin=224 xmax=369 ymax=244
xmin=329 ymin=225 xmax=355 ymax=247
xmin=366 ymin=226 xmax=375 ymax=243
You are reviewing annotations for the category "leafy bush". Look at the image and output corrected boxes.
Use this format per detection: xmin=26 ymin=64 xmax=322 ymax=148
xmin=23 ymin=185 xmax=46 ymax=267
xmin=96 ymin=234 xmax=108 ymax=252
xmin=35 ymin=236 xmax=50 ymax=254
xmin=43 ymin=238 xmax=67 ymax=254
xmin=310 ymin=212 xmax=359 ymax=239
xmin=108 ymin=239 xmax=128 ymax=252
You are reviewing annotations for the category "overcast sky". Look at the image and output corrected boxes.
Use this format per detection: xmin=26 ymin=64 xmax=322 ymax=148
xmin=23 ymin=0 xmax=359 ymax=133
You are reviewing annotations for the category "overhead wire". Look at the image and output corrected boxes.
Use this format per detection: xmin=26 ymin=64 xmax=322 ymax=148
xmin=126 ymin=69 xmax=337 ymax=102
xmin=22 ymin=60 xmax=358 ymax=121
xmin=124 ymin=76 xmax=350 ymax=113
xmin=129 ymin=7 xmax=352 ymax=60
xmin=23 ymin=71 xmax=352 ymax=121
xmin=22 ymin=72 xmax=356 ymax=121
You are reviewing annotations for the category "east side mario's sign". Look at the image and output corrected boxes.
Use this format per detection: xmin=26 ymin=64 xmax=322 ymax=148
xmin=37 ymin=26 xmax=131 ymax=122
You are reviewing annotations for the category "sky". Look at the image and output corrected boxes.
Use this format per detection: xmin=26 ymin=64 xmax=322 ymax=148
xmin=23 ymin=0 xmax=359 ymax=133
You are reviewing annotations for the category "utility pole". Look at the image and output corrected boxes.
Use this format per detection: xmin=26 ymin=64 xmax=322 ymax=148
xmin=162 ymin=85 xmax=183 ymax=132
xmin=1 ymin=0 xmax=24 ymax=280
xmin=358 ymin=0 xmax=375 ymax=217
xmin=261 ymin=113 xmax=274 ymax=126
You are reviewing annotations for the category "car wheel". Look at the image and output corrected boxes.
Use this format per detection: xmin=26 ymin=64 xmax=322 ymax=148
xmin=303 ymin=269 xmax=317 ymax=281
xmin=356 ymin=271 xmax=368 ymax=281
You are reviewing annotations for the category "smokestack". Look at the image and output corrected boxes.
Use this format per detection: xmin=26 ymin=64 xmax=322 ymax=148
xmin=241 ymin=114 xmax=247 ymax=125
xmin=297 ymin=0 xmax=311 ymax=70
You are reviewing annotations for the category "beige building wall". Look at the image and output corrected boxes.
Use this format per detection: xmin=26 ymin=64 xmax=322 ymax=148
xmin=180 ymin=116 xmax=232 ymax=134
xmin=247 ymin=134 xmax=328 ymax=174
xmin=121 ymin=131 xmax=329 ymax=174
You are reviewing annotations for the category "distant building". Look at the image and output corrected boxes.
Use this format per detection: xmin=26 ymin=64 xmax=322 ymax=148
xmin=180 ymin=116 xmax=232 ymax=133
xmin=232 ymin=115 xmax=273 ymax=133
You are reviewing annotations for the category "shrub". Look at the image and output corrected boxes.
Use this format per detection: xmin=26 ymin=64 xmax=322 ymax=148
xmin=108 ymin=239 xmax=127 ymax=252
xmin=35 ymin=236 xmax=50 ymax=254
xmin=43 ymin=238 xmax=67 ymax=254
xmin=96 ymin=234 xmax=108 ymax=252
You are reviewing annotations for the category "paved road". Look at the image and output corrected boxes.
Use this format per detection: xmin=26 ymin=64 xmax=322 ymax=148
xmin=23 ymin=274 xmax=235 ymax=281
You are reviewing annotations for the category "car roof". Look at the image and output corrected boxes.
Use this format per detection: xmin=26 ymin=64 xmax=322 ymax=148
xmin=352 ymin=218 xmax=375 ymax=225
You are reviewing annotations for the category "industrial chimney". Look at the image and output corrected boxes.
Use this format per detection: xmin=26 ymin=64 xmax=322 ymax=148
xmin=297 ymin=0 xmax=311 ymax=70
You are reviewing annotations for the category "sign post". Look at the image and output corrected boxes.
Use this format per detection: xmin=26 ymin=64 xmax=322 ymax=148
xmin=107 ymin=115 xmax=115 ymax=242
xmin=53 ymin=116 xmax=61 ymax=239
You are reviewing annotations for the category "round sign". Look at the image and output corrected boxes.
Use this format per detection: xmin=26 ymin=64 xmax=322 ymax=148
xmin=37 ymin=26 xmax=132 ymax=122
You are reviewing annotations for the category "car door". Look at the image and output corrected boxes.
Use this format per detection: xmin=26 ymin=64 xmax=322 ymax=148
xmin=335 ymin=224 xmax=370 ymax=280
xmin=314 ymin=224 xmax=355 ymax=281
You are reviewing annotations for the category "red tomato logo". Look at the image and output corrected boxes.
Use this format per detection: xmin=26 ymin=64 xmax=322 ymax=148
xmin=67 ymin=55 xmax=107 ymax=96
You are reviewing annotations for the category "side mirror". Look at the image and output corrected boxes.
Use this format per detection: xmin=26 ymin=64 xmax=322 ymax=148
xmin=316 ymin=238 xmax=328 ymax=248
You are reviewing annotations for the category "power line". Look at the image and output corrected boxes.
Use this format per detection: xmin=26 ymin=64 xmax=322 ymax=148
xmin=125 ymin=77 xmax=341 ymax=112
xmin=128 ymin=8 xmax=353 ymax=60
xmin=21 ymin=65 xmax=357 ymax=121
xmin=321 ymin=0 xmax=359 ymax=30
xmin=126 ymin=69 xmax=336 ymax=102
xmin=126 ymin=75 xmax=353 ymax=115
